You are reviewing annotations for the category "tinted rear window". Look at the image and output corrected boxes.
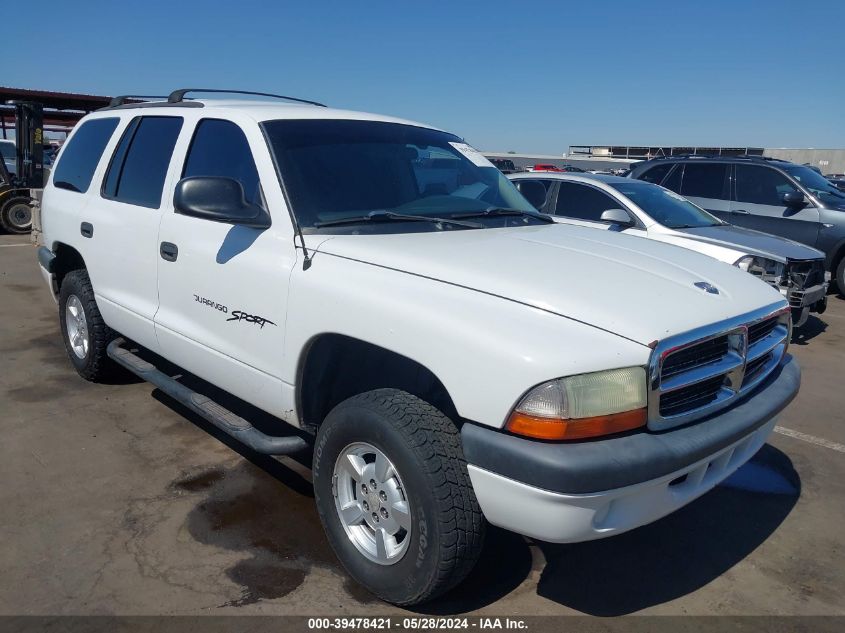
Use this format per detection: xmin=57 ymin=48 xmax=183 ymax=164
xmin=53 ymin=118 xmax=119 ymax=193
xmin=103 ymin=116 xmax=183 ymax=208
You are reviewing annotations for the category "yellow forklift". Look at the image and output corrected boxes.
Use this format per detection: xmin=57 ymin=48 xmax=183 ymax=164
xmin=0 ymin=101 xmax=44 ymax=234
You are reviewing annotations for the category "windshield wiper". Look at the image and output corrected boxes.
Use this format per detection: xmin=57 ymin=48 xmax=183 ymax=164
xmin=452 ymin=206 xmax=555 ymax=223
xmin=314 ymin=210 xmax=482 ymax=229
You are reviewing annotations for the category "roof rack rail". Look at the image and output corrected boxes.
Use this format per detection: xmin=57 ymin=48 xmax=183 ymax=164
xmin=167 ymin=88 xmax=326 ymax=107
xmin=646 ymin=153 xmax=772 ymax=162
xmin=107 ymin=95 xmax=169 ymax=107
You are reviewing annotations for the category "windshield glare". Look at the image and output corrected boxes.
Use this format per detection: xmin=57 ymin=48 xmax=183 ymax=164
xmin=782 ymin=165 xmax=845 ymax=205
xmin=610 ymin=181 xmax=721 ymax=228
xmin=263 ymin=120 xmax=538 ymax=230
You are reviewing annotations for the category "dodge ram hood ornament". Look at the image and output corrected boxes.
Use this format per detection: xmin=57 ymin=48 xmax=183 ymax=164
xmin=694 ymin=281 xmax=720 ymax=295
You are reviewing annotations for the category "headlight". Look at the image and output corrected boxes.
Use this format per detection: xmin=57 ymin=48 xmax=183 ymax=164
xmin=735 ymin=255 xmax=784 ymax=281
xmin=506 ymin=367 xmax=647 ymax=440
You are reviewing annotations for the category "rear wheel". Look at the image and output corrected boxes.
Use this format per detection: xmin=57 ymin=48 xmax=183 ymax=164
xmin=313 ymin=389 xmax=485 ymax=606
xmin=58 ymin=269 xmax=119 ymax=382
xmin=0 ymin=196 xmax=33 ymax=234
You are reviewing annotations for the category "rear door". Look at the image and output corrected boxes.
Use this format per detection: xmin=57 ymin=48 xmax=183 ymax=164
xmin=731 ymin=164 xmax=820 ymax=246
xmin=154 ymin=116 xmax=297 ymax=418
xmin=673 ymin=162 xmax=733 ymax=222
xmin=75 ymin=114 xmax=183 ymax=351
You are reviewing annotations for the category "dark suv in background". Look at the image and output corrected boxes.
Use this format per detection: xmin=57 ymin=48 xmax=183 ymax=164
xmin=629 ymin=155 xmax=845 ymax=292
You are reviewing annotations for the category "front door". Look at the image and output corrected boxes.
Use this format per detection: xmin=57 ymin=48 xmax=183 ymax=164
xmin=731 ymin=164 xmax=820 ymax=247
xmin=154 ymin=116 xmax=298 ymax=418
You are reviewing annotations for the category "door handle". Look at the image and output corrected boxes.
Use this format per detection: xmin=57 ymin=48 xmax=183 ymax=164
xmin=732 ymin=209 xmax=750 ymax=215
xmin=80 ymin=222 xmax=93 ymax=238
xmin=160 ymin=242 xmax=178 ymax=262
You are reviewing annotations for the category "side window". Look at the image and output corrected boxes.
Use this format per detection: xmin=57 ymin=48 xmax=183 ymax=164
xmin=183 ymin=119 xmax=261 ymax=205
xmin=638 ymin=162 xmax=673 ymax=184
xmin=555 ymin=182 xmax=621 ymax=221
xmin=679 ymin=163 xmax=729 ymax=200
xmin=735 ymin=165 xmax=798 ymax=206
xmin=52 ymin=118 xmax=119 ymax=193
xmin=102 ymin=116 xmax=183 ymax=209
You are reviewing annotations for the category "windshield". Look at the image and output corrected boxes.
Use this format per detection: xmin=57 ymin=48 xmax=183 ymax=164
xmin=609 ymin=181 xmax=722 ymax=228
xmin=263 ymin=120 xmax=539 ymax=231
xmin=0 ymin=142 xmax=14 ymax=161
xmin=781 ymin=164 xmax=845 ymax=206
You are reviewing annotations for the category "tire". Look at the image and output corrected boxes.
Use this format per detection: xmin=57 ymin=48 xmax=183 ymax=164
xmin=58 ymin=269 xmax=118 ymax=382
xmin=313 ymin=389 xmax=485 ymax=606
xmin=0 ymin=196 xmax=33 ymax=234
xmin=837 ymin=258 xmax=845 ymax=297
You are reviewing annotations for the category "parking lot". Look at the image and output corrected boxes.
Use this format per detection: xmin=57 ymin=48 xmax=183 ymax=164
xmin=1 ymin=231 xmax=843 ymax=617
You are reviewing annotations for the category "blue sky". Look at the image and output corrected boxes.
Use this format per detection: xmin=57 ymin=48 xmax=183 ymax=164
xmin=8 ymin=0 xmax=844 ymax=153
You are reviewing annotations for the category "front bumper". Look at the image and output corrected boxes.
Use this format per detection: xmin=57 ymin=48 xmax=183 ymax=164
xmin=785 ymin=282 xmax=827 ymax=309
xmin=462 ymin=356 xmax=800 ymax=543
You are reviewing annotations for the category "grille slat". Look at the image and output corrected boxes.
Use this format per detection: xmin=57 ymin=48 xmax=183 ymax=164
xmin=660 ymin=376 xmax=724 ymax=417
xmin=748 ymin=319 xmax=777 ymax=347
xmin=661 ymin=335 xmax=729 ymax=378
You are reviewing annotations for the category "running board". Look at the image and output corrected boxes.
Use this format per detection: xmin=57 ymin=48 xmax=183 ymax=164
xmin=106 ymin=338 xmax=309 ymax=455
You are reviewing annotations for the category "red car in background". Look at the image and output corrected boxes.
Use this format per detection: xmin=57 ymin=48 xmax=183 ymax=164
xmin=529 ymin=163 xmax=585 ymax=173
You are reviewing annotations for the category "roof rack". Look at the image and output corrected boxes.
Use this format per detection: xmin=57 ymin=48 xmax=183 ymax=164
xmin=644 ymin=153 xmax=781 ymax=163
xmin=167 ymin=88 xmax=326 ymax=107
xmin=107 ymin=95 xmax=169 ymax=107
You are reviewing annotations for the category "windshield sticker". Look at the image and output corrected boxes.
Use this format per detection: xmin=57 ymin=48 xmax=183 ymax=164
xmin=449 ymin=142 xmax=495 ymax=168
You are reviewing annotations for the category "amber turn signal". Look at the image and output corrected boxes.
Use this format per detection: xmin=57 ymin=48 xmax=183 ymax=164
xmin=505 ymin=408 xmax=647 ymax=441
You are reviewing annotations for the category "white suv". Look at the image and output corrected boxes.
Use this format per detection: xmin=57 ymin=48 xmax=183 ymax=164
xmin=37 ymin=90 xmax=800 ymax=606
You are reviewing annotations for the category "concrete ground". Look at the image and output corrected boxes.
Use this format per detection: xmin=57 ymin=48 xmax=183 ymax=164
xmin=1 ymin=232 xmax=843 ymax=617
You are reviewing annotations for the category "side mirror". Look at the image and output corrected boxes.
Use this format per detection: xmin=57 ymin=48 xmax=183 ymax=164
xmin=600 ymin=208 xmax=634 ymax=226
xmin=782 ymin=191 xmax=806 ymax=208
xmin=174 ymin=177 xmax=270 ymax=228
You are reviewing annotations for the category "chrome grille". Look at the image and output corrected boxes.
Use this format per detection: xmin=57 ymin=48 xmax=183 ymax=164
xmin=647 ymin=303 xmax=791 ymax=430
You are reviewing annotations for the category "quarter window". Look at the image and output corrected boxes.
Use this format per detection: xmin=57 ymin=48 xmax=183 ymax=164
xmin=555 ymin=182 xmax=622 ymax=222
xmin=735 ymin=165 xmax=798 ymax=206
xmin=52 ymin=118 xmax=119 ymax=193
xmin=513 ymin=179 xmax=550 ymax=211
xmin=679 ymin=163 xmax=729 ymax=199
xmin=638 ymin=163 xmax=673 ymax=185
xmin=102 ymin=116 xmax=183 ymax=208
xmin=183 ymin=119 xmax=261 ymax=205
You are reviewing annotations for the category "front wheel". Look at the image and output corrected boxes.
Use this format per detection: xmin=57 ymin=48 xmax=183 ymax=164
xmin=313 ymin=389 xmax=485 ymax=606
xmin=837 ymin=258 xmax=845 ymax=297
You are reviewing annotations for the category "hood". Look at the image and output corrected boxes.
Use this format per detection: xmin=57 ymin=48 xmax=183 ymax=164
xmin=675 ymin=225 xmax=824 ymax=262
xmin=312 ymin=224 xmax=785 ymax=346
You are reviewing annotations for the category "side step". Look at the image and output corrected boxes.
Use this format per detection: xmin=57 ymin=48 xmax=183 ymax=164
xmin=107 ymin=338 xmax=310 ymax=455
